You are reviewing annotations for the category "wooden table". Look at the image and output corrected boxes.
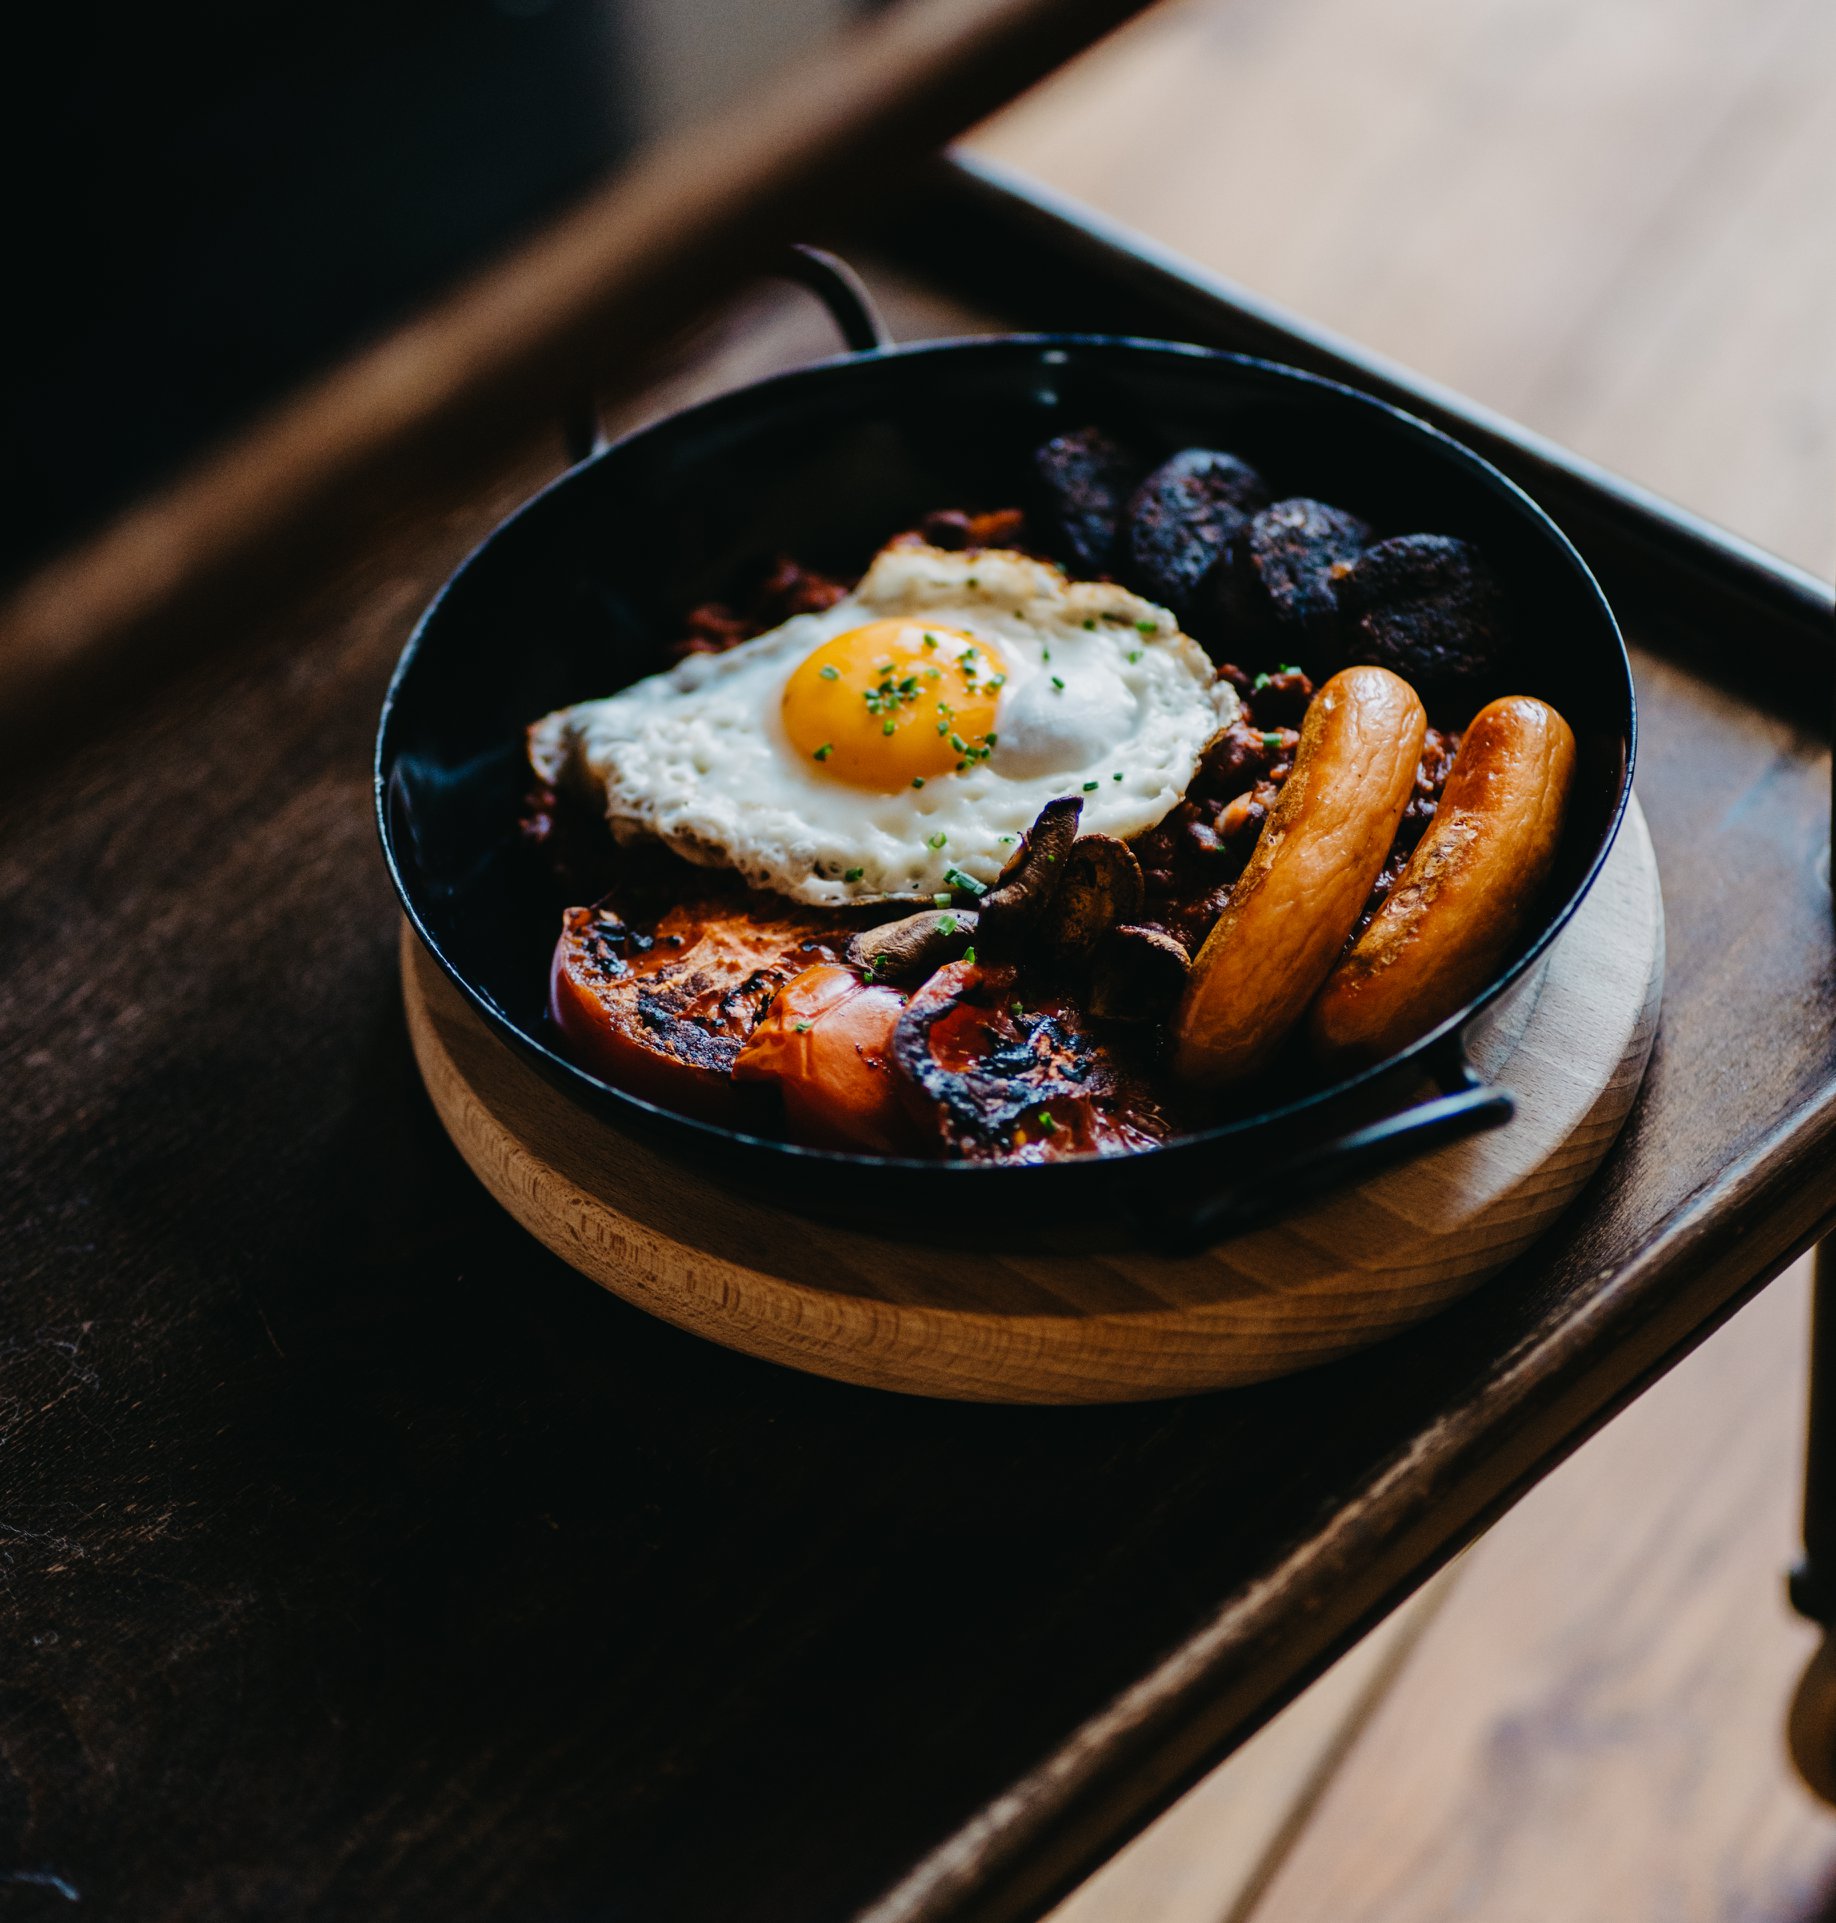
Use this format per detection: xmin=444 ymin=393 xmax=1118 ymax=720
xmin=2 ymin=153 xmax=1832 ymax=1923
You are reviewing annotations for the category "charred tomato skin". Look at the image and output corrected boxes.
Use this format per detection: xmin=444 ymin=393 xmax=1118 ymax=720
xmin=732 ymin=963 xmax=918 ymax=1154
xmin=549 ymin=897 xmax=842 ymax=1121
xmin=892 ymin=960 xmax=1170 ymax=1162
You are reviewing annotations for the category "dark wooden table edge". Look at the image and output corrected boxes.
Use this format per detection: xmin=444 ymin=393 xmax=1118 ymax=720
xmin=862 ymin=1102 xmax=1836 ymax=1923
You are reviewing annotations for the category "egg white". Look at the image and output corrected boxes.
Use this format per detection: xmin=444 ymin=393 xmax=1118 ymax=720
xmin=529 ymin=544 xmax=1239 ymax=905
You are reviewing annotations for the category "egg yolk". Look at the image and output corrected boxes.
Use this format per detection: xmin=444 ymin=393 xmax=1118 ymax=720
xmin=782 ymin=620 xmax=1005 ymax=791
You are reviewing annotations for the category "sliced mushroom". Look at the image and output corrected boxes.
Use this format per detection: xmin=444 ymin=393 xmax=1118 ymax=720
xmin=1038 ymin=835 xmax=1144 ymax=966
xmin=845 ymin=908 xmax=978 ymax=984
xmin=977 ymin=796 xmax=1083 ymax=950
xmin=1089 ymin=924 xmax=1192 ymax=1022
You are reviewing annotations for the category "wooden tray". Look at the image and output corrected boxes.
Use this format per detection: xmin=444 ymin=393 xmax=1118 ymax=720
xmin=6 ymin=156 xmax=1831 ymax=1923
xmin=403 ymin=806 xmax=1662 ymax=1403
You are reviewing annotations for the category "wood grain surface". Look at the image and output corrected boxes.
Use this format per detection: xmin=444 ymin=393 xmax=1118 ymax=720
xmin=1046 ymin=1574 xmax=1459 ymax=1923
xmin=1251 ymin=1260 xmax=1833 ymax=1923
xmin=0 ymin=110 xmax=1832 ymax=1923
xmin=1050 ymin=1264 xmax=1835 ymax=1923
xmin=402 ymin=806 xmax=1662 ymax=1403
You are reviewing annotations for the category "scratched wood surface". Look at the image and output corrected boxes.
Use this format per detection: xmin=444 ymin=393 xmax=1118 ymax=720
xmin=1 ymin=0 xmax=1833 ymax=1919
xmin=10 ymin=258 xmax=1831 ymax=1923
xmin=972 ymin=0 xmax=1836 ymax=1913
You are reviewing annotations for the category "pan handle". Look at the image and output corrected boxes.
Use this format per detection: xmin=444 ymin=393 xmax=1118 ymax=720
xmin=563 ymin=245 xmax=891 ymax=464
xmin=1138 ymin=1040 xmax=1515 ymax=1256
xmin=777 ymin=245 xmax=892 ymax=354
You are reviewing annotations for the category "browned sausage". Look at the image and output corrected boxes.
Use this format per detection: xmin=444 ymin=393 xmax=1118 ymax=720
xmin=1308 ymin=694 xmax=1577 ymax=1067
xmin=1172 ymin=665 xmax=1426 ymax=1087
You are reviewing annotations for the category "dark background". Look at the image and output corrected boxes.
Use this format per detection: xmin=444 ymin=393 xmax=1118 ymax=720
xmin=3 ymin=0 xmax=868 ymax=589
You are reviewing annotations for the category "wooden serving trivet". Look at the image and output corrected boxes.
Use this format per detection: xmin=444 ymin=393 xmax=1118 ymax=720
xmin=402 ymin=801 xmax=1663 ymax=1404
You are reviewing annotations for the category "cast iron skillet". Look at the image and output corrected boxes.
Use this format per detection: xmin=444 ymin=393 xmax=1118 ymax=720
xmin=376 ymin=252 xmax=1634 ymax=1254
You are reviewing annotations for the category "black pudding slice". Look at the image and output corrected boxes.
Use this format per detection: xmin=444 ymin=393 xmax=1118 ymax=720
xmin=1212 ymin=497 xmax=1372 ymax=672
xmin=1033 ymin=427 xmax=1145 ymax=574
xmin=1122 ymin=448 xmax=1270 ymax=617
xmin=1338 ymin=533 xmax=1510 ymax=695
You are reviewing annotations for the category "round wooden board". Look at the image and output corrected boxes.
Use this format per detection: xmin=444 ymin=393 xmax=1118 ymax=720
xmin=403 ymin=800 xmax=1663 ymax=1404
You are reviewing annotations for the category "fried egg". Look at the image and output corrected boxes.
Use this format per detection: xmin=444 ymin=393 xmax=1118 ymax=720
xmin=530 ymin=544 xmax=1238 ymax=905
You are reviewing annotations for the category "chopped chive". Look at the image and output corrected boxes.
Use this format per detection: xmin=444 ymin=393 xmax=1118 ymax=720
xmin=911 ymin=776 xmax=925 ymax=789
xmin=1042 ymin=646 xmax=1051 ymax=662
xmin=944 ymin=866 xmax=987 ymax=897
xmin=819 ymin=664 xmax=840 ymax=681
xmin=1251 ymin=672 xmax=1271 ymax=691
xmin=999 ymin=833 xmax=1017 ymax=842
xmin=962 ymin=945 xmax=977 ymax=964
xmin=1126 ymin=649 xmax=1143 ymax=664
xmin=794 ymin=1021 xmax=812 ymax=1033
xmin=882 ymin=718 xmax=897 ymax=736
xmin=966 ymin=575 xmax=978 ymax=588
xmin=1135 ymin=619 xmax=1157 ymax=635
xmin=927 ymin=831 xmax=948 ymax=849
xmin=1262 ymin=731 xmax=1283 ymax=750
xmin=1082 ymin=780 xmax=1099 ymax=792
xmin=1051 ymin=675 xmax=1065 ymax=691
xmin=933 ymin=891 xmax=952 ymax=907
xmin=843 ymin=866 xmax=864 ymax=882
xmin=987 ymin=674 xmax=1006 ymax=690
xmin=1082 ymin=618 xmax=1097 ymax=631
xmin=937 ymin=912 xmax=958 ymax=936
xmin=1010 ymin=1000 xmax=1025 ymax=1018
xmin=923 ymin=632 xmax=938 ymax=648
xmin=1112 ymin=771 xmax=1123 ymax=781
xmin=950 ymin=733 xmax=968 ymax=753
xmin=1038 ymin=1111 xmax=1059 ymax=1134
xmin=812 ymin=743 xmax=833 ymax=761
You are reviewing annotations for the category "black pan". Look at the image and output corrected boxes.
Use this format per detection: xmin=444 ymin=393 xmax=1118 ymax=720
xmin=376 ymin=254 xmax=1634 ymax=1254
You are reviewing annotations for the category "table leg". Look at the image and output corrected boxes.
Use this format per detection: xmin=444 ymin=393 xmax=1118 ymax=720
xmin=1788 ymin=1241 xmax=1836 ymax=1803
